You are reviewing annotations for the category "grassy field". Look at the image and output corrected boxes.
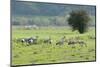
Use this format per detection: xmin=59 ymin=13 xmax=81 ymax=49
xmin=12 ymin=27 xmax=96 ymax=66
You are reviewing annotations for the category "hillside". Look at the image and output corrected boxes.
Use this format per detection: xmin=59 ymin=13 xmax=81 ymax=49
xmin=11 ymin=0 xmax=95 ymax=16
xmin=11 ymin=0 xmax=96 ymax=26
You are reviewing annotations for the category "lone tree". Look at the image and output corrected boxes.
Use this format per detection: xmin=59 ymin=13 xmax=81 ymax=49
xmin=68 ymin=10 xmax=90 ymax=34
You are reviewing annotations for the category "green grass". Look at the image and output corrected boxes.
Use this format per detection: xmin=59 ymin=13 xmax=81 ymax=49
xmin=12 ymin=27 xmax=96 ymax=65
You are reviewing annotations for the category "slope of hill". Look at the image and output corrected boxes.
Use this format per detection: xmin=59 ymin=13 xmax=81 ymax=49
xmin=11 ymin=0 xmax=96 ymax=16
xmin=11 ymin=0 xmax=96 ymax=26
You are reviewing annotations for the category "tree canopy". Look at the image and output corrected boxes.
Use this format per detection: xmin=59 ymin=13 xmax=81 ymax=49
xmin=68 ymin=10 xmax=90 ymax=34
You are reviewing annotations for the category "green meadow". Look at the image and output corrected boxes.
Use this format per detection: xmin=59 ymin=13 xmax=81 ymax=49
xmin=12 ymin=27 xmax=96 ymax=65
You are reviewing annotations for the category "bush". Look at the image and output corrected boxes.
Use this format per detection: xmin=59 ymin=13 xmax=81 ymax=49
xmin=68 ymin=10 xmax=90 ymax=34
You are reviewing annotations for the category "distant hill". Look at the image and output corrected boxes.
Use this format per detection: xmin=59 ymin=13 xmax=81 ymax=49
xmin=11 ymin=0 xmax=96 ymax=16
xmin=11 ymin=0 xmax=96 ymax=26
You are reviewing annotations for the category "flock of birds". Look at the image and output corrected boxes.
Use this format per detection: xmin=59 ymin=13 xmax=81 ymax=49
xmin=16 ymin=35 xmax=95 ymax=47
